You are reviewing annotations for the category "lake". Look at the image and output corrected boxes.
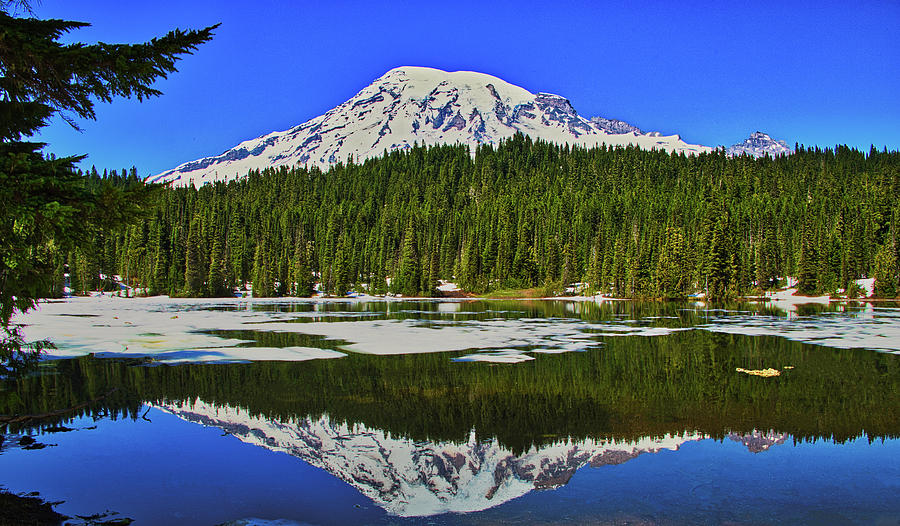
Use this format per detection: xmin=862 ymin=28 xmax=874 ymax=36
xmin=2 ymin=297 xmax=899 ymax=525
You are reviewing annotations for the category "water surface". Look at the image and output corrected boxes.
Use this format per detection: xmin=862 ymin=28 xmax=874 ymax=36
xmin=2 ymin=298 xmax=899 ymax=524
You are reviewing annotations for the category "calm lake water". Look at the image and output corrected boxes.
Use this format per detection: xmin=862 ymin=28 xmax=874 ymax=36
xmin=2 ymin=298 xmax=899 ymax=525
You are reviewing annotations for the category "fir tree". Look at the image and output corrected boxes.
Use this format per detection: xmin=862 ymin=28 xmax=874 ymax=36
xmin=705 ymin=215 xmax=733 ymax=300
xmin=873 ymin=243 xmax=898 ymax=298
xmin=395 ymin=228 xmax=420 ymax=296
xmin=0 ymin=7 xmax=216 ymax=369
xmin=797 ymin=218 xmax=820 ymax=295
xmin=184 ymin=218 xmax=205 ymax=295
xmin=206 ymin=237 xmax=229 ymax=297
xmin=252 ymin=236 xmax=274 ymax=298
xmin=291 ymin=237 xmax=313 ymax=297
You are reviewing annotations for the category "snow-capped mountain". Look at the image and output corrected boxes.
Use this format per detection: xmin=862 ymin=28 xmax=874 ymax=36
xmin=726 ymin=131 xmax=793 ymax=158
xmin=151 ymin=66 xmax=711 ymax=187
xmin=159 ymin=399 xmax=784 ymax=516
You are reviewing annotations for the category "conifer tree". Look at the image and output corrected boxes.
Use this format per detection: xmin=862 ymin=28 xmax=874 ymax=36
xmin=395 ymin=228 xmax=420 ymax=296
xmin=656 ymin=226 xmax=686 ymax=298
xmin=705 ymin=215 xmax=732 ymax=300
xmin=611 ymin=236 xmax=626 ymax=296
xmin=252 ymin=236 xmax=274 ymax=298
xmin=0 ymin=6 xmax=216 ymax=369
xmin=332 ymin=232 xmax=351 ymax=296
xmin=206 ymin=237 xmax=229 ymax=297
xmin=291 ymin=237 xmax=313 ymax=297
xmin=797 ymin=218 xmax=820 ymax=295
xmin=150 ymin=219 xmax=169 ymax=296
xmin=458 ymin=237 xmax=478 ymax=291
xmin=873 ymin=242 xmax=898 ymax=298
xmin=184 ymin=218 xmax=206 ymax=295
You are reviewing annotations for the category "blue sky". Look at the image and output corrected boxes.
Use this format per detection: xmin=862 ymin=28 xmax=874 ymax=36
xmin=30 ymin=0 xmax=900 ymax=177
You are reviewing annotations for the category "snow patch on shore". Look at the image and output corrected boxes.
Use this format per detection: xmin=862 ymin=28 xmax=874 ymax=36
xmin=855 ymin=278 xmax=875 ymax=298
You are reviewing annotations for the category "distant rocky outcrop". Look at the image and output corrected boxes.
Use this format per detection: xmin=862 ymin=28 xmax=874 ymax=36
xmin=590 ymin=115 xmax=643 ymax=135
xmin=726 ymin=131 xmax=793 ymax=158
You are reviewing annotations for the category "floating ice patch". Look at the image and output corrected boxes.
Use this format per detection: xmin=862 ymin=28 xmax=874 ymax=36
xmin=453 ymin=349 xmax=535 ymax=363
xmin=148 ymin=346 xmax=345 ymax=364
xmin=588 ymin=326 xmax=691 ymax=337
xmin=15 ymin=296 xmax=348 ymax=364
xmin=239 ymin=317 xmax=605 ymax=356
xmin=17 ymin=296 xmax=900 ymax=364
xmin=701 ymin=306 xmax=900 ymax=353
xmin=532 ymin=346 xmax=582 ymax=354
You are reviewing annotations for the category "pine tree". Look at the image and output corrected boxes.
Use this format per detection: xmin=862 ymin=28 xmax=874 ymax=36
xmin=0 ymin=7 xmax=216 ymax=369
xmin=291 ymin=237 xmax=313 ymax=297
xmin=611 ymin=235 xmax=626 ymax=296
xmin=705 ymin=216 xmax=732 ymax=300
xmin=206 ymin=237 xmax=229 ymax=297
xmin=395 ymin=228 xmax=420 ymax=296
xmin=458 ymin=236 xmax=478 ymax=291
xmin=873 ymin=242 xmax=898 ymax=298
xmin=333 ymin=232 xmax=351 ymax=296
xmin=150 ymin=218 xmax=169 ymax=296
xmin=184 ymin=218 xmax=206 ymax=295
xmin=227 ymin=212 xmax=246 ymax=287
xmin=754 ymin=226 xmax=776 ymax=290
xmin=797 ymin=218 xmax=820 ymax=295
xmin=545 ymin=237 xmax=560 ymax=282
xmin=656 ymin=226 xmax=686 ymax=298
xmin=252 ymin=236 xmax=274 ymax=298
xmin=587 ymin=231 xmax=604 ymax=292
xmin=561 ymin=239 xmax=575 ymax=287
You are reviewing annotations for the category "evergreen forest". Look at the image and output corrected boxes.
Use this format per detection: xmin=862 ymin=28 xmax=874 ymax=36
xmin=62 ymin=136 xmax=900 ymax=300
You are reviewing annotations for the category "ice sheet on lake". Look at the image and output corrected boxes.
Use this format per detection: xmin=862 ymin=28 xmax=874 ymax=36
xmin=453 ymin=349 xmax=535 ymax=363
xmin=14 ymin=296 xmax=346 ymax=364
xmin=15 ymin=296 xmax=900 ymax=364
xmin=700 ymin=304 xmax=900 ymax=354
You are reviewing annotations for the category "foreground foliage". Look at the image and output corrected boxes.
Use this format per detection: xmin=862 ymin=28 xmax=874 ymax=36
xmin=0 ymin=7 xmax=216 ymax=370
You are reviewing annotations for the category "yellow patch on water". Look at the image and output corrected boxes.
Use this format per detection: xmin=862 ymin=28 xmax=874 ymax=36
xmin=735 ymin=367 xmax=781 ymax=377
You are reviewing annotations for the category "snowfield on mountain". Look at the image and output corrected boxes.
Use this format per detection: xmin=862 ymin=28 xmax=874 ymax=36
xmin=151 ymin=66 xmax=713 ymax=187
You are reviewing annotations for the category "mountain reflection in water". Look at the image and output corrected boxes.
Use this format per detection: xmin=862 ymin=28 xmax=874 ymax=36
xmin=161 ymin=398 xmax=789 ymax=516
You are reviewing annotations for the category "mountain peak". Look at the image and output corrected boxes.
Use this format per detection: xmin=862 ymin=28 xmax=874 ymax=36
xmin=151 ymin=67 xmax=710 ymax=187
xmin=726 ymin=131 xmax=793 ymax=158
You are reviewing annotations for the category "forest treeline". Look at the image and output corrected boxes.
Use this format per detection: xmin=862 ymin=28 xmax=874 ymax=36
xmin=60 ymin=135 xmax=900 ymax=299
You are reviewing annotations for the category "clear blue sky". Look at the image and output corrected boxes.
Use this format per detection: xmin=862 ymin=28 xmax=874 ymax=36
xmin=30 ymin=0 xmax=900 ymax=177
